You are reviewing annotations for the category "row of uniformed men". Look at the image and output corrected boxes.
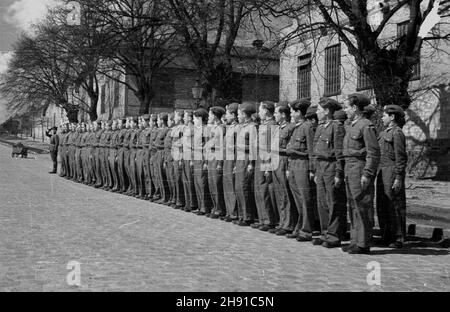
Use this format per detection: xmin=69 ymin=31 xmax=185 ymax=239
xmin=58 ymin=93 xmax=407 ymax=254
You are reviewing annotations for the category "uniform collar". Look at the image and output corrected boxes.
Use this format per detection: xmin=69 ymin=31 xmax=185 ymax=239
xmin=279 ymin=121 xmax=287 ymax=128
xmin=351 ymin=115 xmax=362 ymax=126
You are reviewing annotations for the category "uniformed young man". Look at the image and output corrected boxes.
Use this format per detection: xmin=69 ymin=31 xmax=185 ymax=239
xmin=206 ymin=106 xmax=226 ymax=219
xmin=128 ymin=117 xmax=141 ymax=196
xmin=139 ymin=115 xmax=152 ymax=198
xmin=180 ymin=110 xmax=197 ymax=211
xmin=102 ymin=121 xmax=114 ymax=190
xmin=192 ymin=108 xmax=212 ymax=215
xmin=164 ymin=114 xmax=176 ymax=206
xmin=46 ymin=126 xmax=60 ymax=174
xmin=285 ymin=100 xmax=315 ymax=241
xmin=252 ymin=101 xmax=279 ymax=231
xmin=342 ymin=93 xmax=380 ymax=254
xmin=93 ymin=121 xmax=103 ymax=188
xmin=108 ymin=120 xmax=120 ymax=192
xmin=376 ymin=105 xmax=407 ymax=248
xmin=149 ymin=115 xmax=160 ymax=201
xmin=86 ymin=123 xmax=96 ymax=186
xmin=233 ymin=102 xmax=258 ymax=226
xmin=222 ymin=103 xmax=239 ymax=222
xmin=270 ymin=103 xmax=296 ymax=234
xmin=312 ymin=98 xmax=347 ymax=248
xmin=135 ymin=116 xmax=147 ymax=198
xmin=154 ymin=113 xmax=170 ymax=203
xmin=171 ymin=110 xmax=186 ymax=209
xmin=68 ymin=124 xmax=78 ymax=180
xmin=80 ymin=122 xmax=90 ymax=184
xmin=59 ymin=124 xmax=69 ymax=177
xmin=74 ymin=124 xmax=83 ymax=182
xmin=116 ymin=118 xmax=129 ymax=193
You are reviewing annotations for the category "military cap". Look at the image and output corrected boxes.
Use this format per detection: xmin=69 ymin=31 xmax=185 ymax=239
xmin=348 ymin=93 xmax=371 ymax=108
xmin=289 ymin=99 xmax=311 ymax=113
xmin=333 ymin=109 xmax=347 ymax=122
xmin=277 ymin=100 xmax=289 ymax=107
xmin=193 ymin=107 xmax=209 ymax=119
xmin=319 ymin=97 xmax=341 ymax=111
xmin=305 ymin=106 xmax=318 ymax=118
xmin=384 ymin=104 xmax=405 ymax=118
xmin=210 ymin=106 xmax=226 ymax=118
xmin=239 ymin=102 xmax=257 ymax=115
xmin=50 ymin=126 xmax=58 ymax=131
xmin=363 ymin=104 xmax=377 ymax=119
xmin=260 ymin=101 xmax=276 ymax=114
xmin=226 ymin=103 xmax=239 ymax=114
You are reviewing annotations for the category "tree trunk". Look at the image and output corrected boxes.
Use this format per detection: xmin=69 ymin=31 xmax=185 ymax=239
xmin=135 ymin=88 xmax=154 ymax=116
xmin=88 ymin=93 xmax=98 ymax=122
xmin=65 ymin=104 xmax=79 ymax=123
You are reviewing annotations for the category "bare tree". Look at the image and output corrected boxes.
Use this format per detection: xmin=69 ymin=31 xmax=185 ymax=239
xmin=265 ymin=0 xmax=450 ymax=109
xmin=94 ymin=0 xmax=179 ymax=114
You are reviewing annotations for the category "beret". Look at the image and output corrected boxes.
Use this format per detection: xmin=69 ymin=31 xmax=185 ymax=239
xmin=239 ymin=102 xmax=257 ymax=115
xmin=305 ymin=106 xmax=318 ymax=118
xmin=333 ymin=110 xmax=347 ymax=122
xmin=194 ymin=107 xmax=209 ymax=119
xmin=260 ymin=101 xmax=276 ymax=113
xmin=277 ymin=100 xmax=289 ymax=107
xmin=289 ymin=99 xmax=311 ymax=112
xmin=319 ymin=97 xmax=341 ymax=111
xmin=226 ymin=103 xmax=239 ymax=114
xmin=50 ymin=126 xmax=58 ymax=131
xmin=348 ymin=93 xmax=371 ymax=107
xmin=363 ymin=104 xmax=377 ymax=118
xmin=384 ymin=104 xmax=405 ymax=118
xmin=210 ymin=106 xmax=226 ymax=117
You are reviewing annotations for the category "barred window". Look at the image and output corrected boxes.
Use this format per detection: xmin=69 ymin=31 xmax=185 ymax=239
xmin=357 ymin=66 xmax=372 ymax=90
xmin=297 ymin=54 xmax=311 ymax=99
xmin=324 ymin=44 xmax=341 ymax=96
xmin=397 ymin=21 xmax=420 ymax=80
xmin=100 ymin=84 xmax=106 ymax=114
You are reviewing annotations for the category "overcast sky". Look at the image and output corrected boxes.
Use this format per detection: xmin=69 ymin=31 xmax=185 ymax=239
xmin=0 ymin=0 xmax=58 ymax=122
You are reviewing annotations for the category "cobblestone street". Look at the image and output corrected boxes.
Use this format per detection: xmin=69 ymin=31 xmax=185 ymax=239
xmin=0 ymin=145 xmax=449 ymax=292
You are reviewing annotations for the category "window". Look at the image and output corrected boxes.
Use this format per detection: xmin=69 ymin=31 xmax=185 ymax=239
xmin=297 ymin=54 xmax=311 ymax=99
xmin=357 ymin=66 xmax=372 ymax=91
xmin=397 ymin=21 xmax=420 ymax=80
xmin=324 ymin=44 xmax=341 ymax=96
xmin=100 ymin=84 xmax=106 ymax=114
xmin=113 ymin=81 xmax=120 ymax=107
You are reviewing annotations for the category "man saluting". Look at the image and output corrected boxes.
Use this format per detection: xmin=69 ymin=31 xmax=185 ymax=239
xmin=46 ymin=126 xmax=60 ymax=174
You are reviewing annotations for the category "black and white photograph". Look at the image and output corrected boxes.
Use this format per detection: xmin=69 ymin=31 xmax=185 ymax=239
xmin=0 ymin=0 xmax=449 ymax=296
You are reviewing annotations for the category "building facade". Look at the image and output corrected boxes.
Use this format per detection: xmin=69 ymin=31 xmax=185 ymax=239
xmin=279 ymin=2 xmax=450 ymax=179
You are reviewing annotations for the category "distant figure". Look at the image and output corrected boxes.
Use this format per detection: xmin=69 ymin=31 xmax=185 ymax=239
xmin=46 ymin=126 xmax=59 ymax=174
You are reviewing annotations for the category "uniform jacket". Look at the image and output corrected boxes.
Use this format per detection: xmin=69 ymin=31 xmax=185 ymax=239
xmin=378 ymin=124 xmax=407 ymax=180
xmin=313 ymin=120 xmax=345 ymax=178
xmin=286 ymin=119 xmax=315 ymax=171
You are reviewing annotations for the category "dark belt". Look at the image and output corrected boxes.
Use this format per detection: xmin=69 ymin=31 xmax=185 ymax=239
xmin=137 ymin=146 xmax=144 ymax=149
xmin=316 ymin=156 xmax=337 ymax=162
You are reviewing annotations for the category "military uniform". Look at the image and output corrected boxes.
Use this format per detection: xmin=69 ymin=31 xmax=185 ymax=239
xmin=181 ymin=122 xmax=197 ymax=211
xmin=94 ymin=128 xmax=104 ymax=187
xmin=376 ymin=105 xmax=407 ymax=246
xmin=234 ymin=111 xmax=258 ymax=224
xmin=155 ymin=125 xmax=170 ymax=202
xmin=129 ymin=128 xmax=141 ymax=195
xmin=272 ymin=121 xmax=296 ymax=232
xmin=223 ymin=119 xmax=238 ymax=221
xmin=284 ymin=118 xmax=316 ymax=240
xmin=313 ymin=118 xmax=347 ymax=244
xmin=343 ymin=111 xmax=380 ymax=251
xmin=46 ymin=128 xmax=60 ymax=173
xmin=192 ymin=122 xmax=212 ymax=214
xmin=150 ymin=125 xmax=161 ymax=200
xmin=109 ymin=128 xmax=120 ymax=192
xmin=207 ymin=121 xmax=226 ymax=218
xmin=254 ymin=117 xmax=279 ymax=229
xmin=116 ymin=126 xmax=129 ymax=193
xmin=171 ymin=123 xmax=185 ymax=208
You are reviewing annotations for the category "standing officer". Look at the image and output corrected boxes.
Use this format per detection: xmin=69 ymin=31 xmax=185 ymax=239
xmin=285 ymin=100 xmax=315 ymax=241
xmin=138 ymin=115 xmax=152 ymax=198
xmin=149 ymin=115 xmax=160 ymax=201
xmin=74 ymin=124 xmax=83 ymax=182
xmin=116 ymin=118 xmax=129 ymax=193
xmin=171 ymin=110 xmax=185 ymax=209
xmin=135 ymin=116 xmax=148 ymax=198
xmin=46 ymin=126 xmax=60 ymax=174
xmin=164 ymin=114 xmax=176 ymax=205
xmin=80 ymin=123 xmax=90 ymax=184
xmin=108 ymin=120 xmax=120 ymax=192
xmin=154 ymin=113 xmax=170 ymax=203
xmin=342 ymin=93 xmax=380 ymax=254
xmin=59 ymin=124 xmax=69 ymax=177
xmin=93 ymin=121 xmax=104 ymax=188
xmin=233 ymin=102 xmax=258 ymax=226
xmin=253 ymin=101 xmax=279 ymax=231
xmin=181 ymin=110 xmax=197 ymax=211
xmin=313 ymin=98 xmax=347 ymax=248
xmin=87 ymin=123 xmax=96 ymax=185
xmin=222 ymin=103 xmax=239 ymax=222
xmin=271 ymin=103 xmax=296 ymax=234
xmin=376 ymin=105 xmax=407 ymax=248
xmin=207 ymin=106 xmax=226 ymax=219
xmin=122 ymin=118 xmax=134 ymax=194
xmin=128 ymin=117 xmax=141 ymax=197
xmin=192 ymin=108 xmax=212 ymax=215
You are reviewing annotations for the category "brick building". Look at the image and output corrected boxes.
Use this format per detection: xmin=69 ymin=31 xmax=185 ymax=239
xmin=279 ymin=1 xmax=450 ymax=179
